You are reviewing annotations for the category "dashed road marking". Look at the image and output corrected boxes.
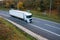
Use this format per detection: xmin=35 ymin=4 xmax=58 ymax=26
xmin=45 ymin=24 xmax=60 ymax=30
xmin=30 ymin=24 xmax=60 ymax=36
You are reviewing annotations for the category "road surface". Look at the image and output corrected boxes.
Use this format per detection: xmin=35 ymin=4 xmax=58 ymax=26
xmin=0 ymin=10 xmax=60 ymax=40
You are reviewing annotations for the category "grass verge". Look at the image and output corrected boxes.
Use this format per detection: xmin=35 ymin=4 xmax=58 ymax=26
xmin=0 ymin=7 xmax=9 ymax=11
xmin=0 ymin=17 xmax=36 ymax=40
xmin=31 ymin=10 xmax=60 ymax=23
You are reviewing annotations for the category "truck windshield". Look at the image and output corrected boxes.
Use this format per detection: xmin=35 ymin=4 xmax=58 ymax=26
xmin=26 ymin=15 xmax=32 ymax=18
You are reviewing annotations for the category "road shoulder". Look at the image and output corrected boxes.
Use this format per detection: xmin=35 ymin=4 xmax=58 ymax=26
xmin=0 ymin=16 xmax=48 ymax=40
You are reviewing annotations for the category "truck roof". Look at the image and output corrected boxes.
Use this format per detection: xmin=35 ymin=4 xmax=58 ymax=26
xmin=10 ymin=9 xmax=32 ymax=16
xmin=20 ymin=11 xmax=32 ymax=16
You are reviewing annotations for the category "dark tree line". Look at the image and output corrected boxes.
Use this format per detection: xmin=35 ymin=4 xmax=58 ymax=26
xmin=0 ymin=0 xmax=60 ymax=11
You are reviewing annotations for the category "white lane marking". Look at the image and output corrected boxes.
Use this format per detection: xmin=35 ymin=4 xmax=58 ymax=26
xmin=29 ymin=24 xmax=60 ymax=36
xmin=33 ymin=17 xmax=60 ymax=25
xmin=45 ymin=24 xmax=60 ymax=30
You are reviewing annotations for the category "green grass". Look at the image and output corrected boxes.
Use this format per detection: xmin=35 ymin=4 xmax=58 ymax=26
xmin=31 ymin=10 xmax=60 ymax=23
xmin=0 ymin=17 xmax=36 ymax=40
xmin=0 ymin=7 xmax=9 ymax=11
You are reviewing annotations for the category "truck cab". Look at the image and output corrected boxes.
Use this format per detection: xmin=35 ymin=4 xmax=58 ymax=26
xmin=24 ymin=12 xmax=32 ymax=23
xmin=26 ymin=15 xmax=32 ymax=23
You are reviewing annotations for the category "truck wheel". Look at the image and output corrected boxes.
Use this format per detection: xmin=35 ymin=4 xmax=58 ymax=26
xmin=26 ymin=21 xmax=28 ymax=23
xmin=30 ymin=21 xmax=32 ymax=23
xmin=25 ymin=20 xmax=28 ymax=23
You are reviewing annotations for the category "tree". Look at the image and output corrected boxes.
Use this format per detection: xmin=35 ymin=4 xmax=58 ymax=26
xmin=57 ymin=6 xmax=60 ymax=17
xmin=5 ymin=2 xmax=10 ymax=8
xmin=39 ymin=0 xmax=46 ymax=12
xmin=17 ymin=1 xmax=24 ymax=10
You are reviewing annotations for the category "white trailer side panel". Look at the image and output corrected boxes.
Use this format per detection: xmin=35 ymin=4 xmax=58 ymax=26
xmin=9 ymin=10 xmax=24 ymax=19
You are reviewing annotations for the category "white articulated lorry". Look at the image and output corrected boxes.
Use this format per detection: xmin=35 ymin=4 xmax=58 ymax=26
xmin=9 ymin=9 xmax=32 ymax=23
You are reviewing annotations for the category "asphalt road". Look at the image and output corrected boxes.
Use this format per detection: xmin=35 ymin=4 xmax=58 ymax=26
xmin=0 ymin=10 xmax=60 ymax=40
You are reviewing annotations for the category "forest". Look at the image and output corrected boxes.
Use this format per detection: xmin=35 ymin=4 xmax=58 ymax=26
xmin=0 ymin=0 xmax=60 ymax=23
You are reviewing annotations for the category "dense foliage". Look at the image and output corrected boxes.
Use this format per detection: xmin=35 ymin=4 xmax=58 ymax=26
xmin=0 ymin=0 xmax=60 ymax=10
xmin=0 ymin=0 xmax=60 ymax=20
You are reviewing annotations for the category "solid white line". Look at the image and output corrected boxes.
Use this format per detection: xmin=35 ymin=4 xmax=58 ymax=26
xmin=30 ymin=24 xmax=60 ymax=36
xmin=33 ymin=17 xmax=60 ymax=25
xmin=45 ymin=24 xmax=60 ymax=30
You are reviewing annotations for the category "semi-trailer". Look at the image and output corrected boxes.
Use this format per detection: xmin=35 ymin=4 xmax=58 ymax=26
xmin=9 ymin=9 xmax=32 ymax=23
